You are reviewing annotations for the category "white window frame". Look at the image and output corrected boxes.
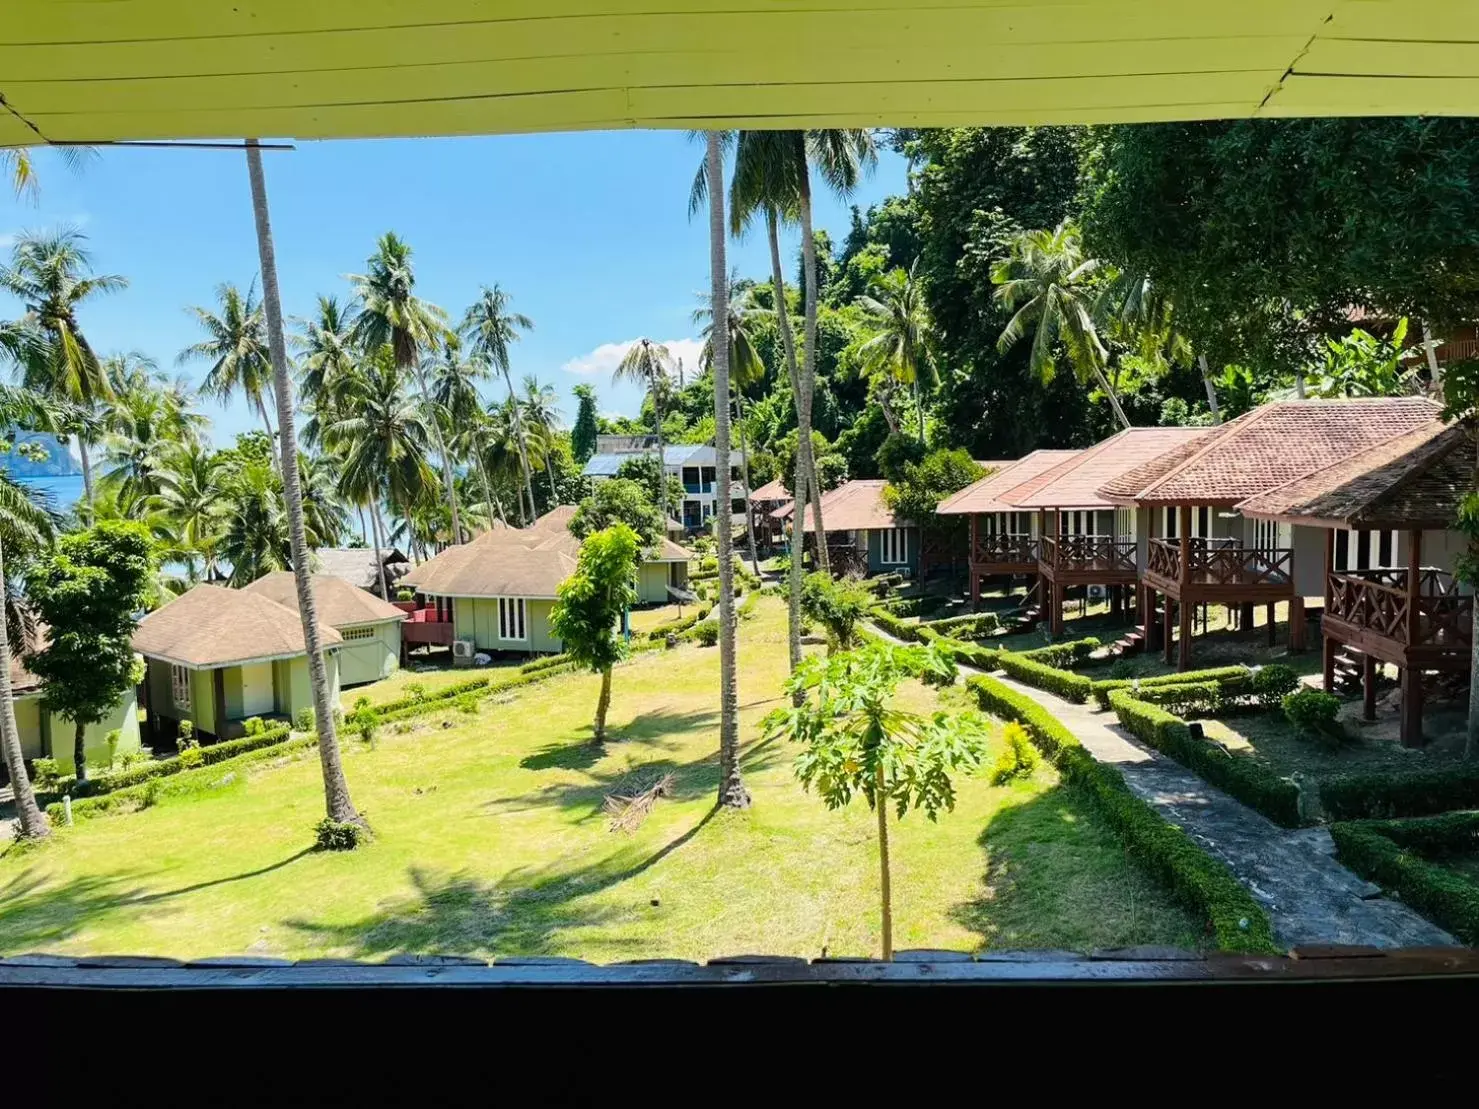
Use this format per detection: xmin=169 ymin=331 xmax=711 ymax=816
xmin=879 ymin=527 xmax=910 ymax=565
xmin=1336 ymin=528 xmax=1399 ymax=572
xmin=171 ymin=664 xmax=192 ymax=712
xmin=1252 ymin=518 xmax=1291 ymax=552
xmin=498 ymin=597 xmax=528 ymax=642
xmin=1113 ymin=507 xmax=1136 ymax=542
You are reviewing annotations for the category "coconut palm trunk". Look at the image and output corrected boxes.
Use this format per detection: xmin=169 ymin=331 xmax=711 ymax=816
xmin=1091 ymin=363 xmax=1133 ymax=429
xmin=1197 ymin=354 xmax=1222 ymax=424
xmin=767 ymin=210 xmax=806 ymax=672
xmin=77 ymin=435 xmax=95 ymax=506
xmin=544 ymin=451 xmax=558 ymax=507
xmin=369 ymin=499 xmax=391 ymax=600
xmin=736 ymin=394 xmax=761 ymax=577
xmin=246 ymin=138 xmax=363 ymax=829
xmin=473 ymin=443 xmax=507 ymax=527
xmin=501 ymin=367 xmax=538 ymax=524
xmin=707 ymin=132 xmax=750 ymax=810
xmin=797 ymin=172 xmax=830 ymax=572
xmin=412 ymin=362 xmax=463 ymax=541
xmin=256 ymin=395 xmax=281 ymax=473
xmin=0 ymin=534 xmax=48 ymax=840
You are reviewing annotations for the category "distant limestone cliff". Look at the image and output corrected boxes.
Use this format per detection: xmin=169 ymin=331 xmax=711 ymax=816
xmin=0 ymin=431 xmax=82 ymax=478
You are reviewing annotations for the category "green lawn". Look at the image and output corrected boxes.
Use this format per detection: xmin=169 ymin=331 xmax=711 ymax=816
xmin=344 ymin=662 xmax=520 ymax=708
xmin=0 ymin=596 xmax=1201 ymax=961
xmin=1202 ymin=706 xmax=1469 ymax=780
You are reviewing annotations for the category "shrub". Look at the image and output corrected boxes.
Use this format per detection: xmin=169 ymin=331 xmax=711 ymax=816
xmin=1107 ymin=658 xmax=1137 ymax=681
xmin=314 ymin=817 xmax=369 ymax=852
xmin=1283 ymin=688 xmax=1345 ymax=749
xmin=1330 ymin=814 xmax=1479 ymax=945
xmin=293 ymin=706 xmax=316 ymax=732
xmin=31 ymin=757 xmax=60 ymax=790
xmin=105 ymin=728 xmax=123 ymax=768
xmin=922 ymin=612 xmax=1000 ymax=640
xmin=396 ymin=587 xmax=415 ymax=602
xmin=968 ymin=675 xmax=1276 ymax=952
xmin=931 ymin=637 xmax=998 ymax=671
xmin=178 ymin=745 xmax=205 ymax=769
xmin=699 ymin=555 xmax=718 ymax=573
xmin=521 ymin=653 xmax=573 ymax=673
xmin=118 ymin=746 xmax=150 ymax=770
xmin=406 ymin=682 xmax=427 ymax=703
xmin=1090 ymin=679 xmax=1134 ymax=711
xmin=1135 ymin=681 xmax=1222 ymax=718
xmin=455 ymin=694 xmax=479 ymax=714
xmin=178 ymin=719 xmax=196 ymax=746
xmin=1320 ymin=765 xmax=1479 ymax=821
xmin=695 ymin=622 xmax=720 ymax=647
xmin=868 ymin=606 xmax=924 ymax=643
xmin=1020 ymin=638 xmax=1102 ymax=669
xmin=243 ymin=716 xmax=267 ymax=736
xmin=1252 ymin=664 xmax=1300 ymax=708
xmin=1110 ymin=691 xmax=1302 ymax=827
xmin=1090 ymin=666 xmax=1255 ymax=712
xmin=996 ymin=652 xmax=1093 ymax=703
xmin=990 ymin=721 xmax=1039 ymax=785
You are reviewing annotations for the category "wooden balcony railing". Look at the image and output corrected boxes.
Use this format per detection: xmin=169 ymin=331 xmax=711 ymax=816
xmin=1148 ymin=538 xmax=1293 ymax=588
xmin=1040 ymin=535 xmax=1136 ymax=574
xmin=1327 ymin=569 xmax=1473 ymax=649
xmin=972 ymin=532 xmax=1037 ymax=566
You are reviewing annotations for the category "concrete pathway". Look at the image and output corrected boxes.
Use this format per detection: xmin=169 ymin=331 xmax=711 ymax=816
xmin=869 ymin=621 xmax=1454 ymax=948
xmin=987 ymin=674 xmax=1455 ymax=949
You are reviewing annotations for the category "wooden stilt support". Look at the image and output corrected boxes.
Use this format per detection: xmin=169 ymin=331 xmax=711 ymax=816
xmin=1362 ymin=654 xmax=1378 ymax=722
xmin=1163 ymin=596 xmax=1174 ymax=664
xmin=1240 ymin=601 xmax=1254 ymax=634
xmin=1322 ymin=635 xmax=1338 ymax=694
xmin=1289 ymin=596 xmax=1306 ymax=652
xmin=1400 ymin=665 xmax=1424 ymax=748
xmin=1266 ymin=603 xmax=1276 ymax=647
xmin=1178 ymin=596 xmax=1193 ymax=670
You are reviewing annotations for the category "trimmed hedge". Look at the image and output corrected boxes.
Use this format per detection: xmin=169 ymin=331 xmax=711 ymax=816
xmin=1020 ymin=638 xmax=1102 ymax=669
xmin=996 ymin=652 xmax=1093 ymax=703
xmin=869 ymin=607 xmax=925 ymax=643
xmin=929 ymin=636 xmax=1000 ymax=671
xmin=921 ymin=612 xmax=999 ymax=640
xmin=1134 ymin=681 xmax=1223 ymax=718
xmin=1109 ymin=691 xmax=1302 ymax=828
xmin=1090 ymin=666 xmax=1255 ymax=711
xmin=969 ymin=675 xmax=1276 ymax=952
xmin=1320 ymin=765 xmax=1479 ymax=822
xmin=1330 ymin=814 xmax=1479 ymax=944
xmin=520 ymin=653 xmax=573 ymax=674
xmin=40 ymin=724 xmax=295 ymax=805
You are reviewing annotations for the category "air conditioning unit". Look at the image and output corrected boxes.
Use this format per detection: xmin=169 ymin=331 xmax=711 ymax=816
xmin=1087 ymin=584 xmax=1108 ymax=601
xmin=451 ymin=638 xmax=477 ymax=667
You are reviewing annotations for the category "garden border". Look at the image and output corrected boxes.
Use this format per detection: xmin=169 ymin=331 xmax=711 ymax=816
xmin=1329 ymin=813 xmax=1479 ymax=944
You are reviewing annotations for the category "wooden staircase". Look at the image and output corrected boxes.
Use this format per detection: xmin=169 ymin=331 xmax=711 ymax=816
xmin=1329 ymin=646 xmax=1364 ymax=694
xmin=1113 ymin=627 xmax=1147 ymax=657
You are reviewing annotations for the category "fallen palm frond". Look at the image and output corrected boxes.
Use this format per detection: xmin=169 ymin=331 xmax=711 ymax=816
xmin=603 ymin=772 xmax=676 ymax=834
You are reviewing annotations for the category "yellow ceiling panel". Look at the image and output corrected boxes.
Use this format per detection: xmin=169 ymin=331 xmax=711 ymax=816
xmin=4 ymin=1 xmax=1476 ymax=142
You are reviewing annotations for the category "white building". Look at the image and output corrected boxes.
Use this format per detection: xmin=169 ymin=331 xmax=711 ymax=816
xmin=583 ymin=439 xmax=745 ymax=531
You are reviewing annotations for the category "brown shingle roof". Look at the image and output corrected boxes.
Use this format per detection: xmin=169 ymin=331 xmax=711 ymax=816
xmin=799 ymin=480 xmax=904 ymax=532
xmin=310 ymin=547 xmax=411 ymax=592
xmin=1009 ymin=427 xmax=1209 ymax=510
xmin=133 ymin=584 xmax=342 ymax=669
xmin=405 ymin=506 xmax=693 ymax=597
xmin=937 ymin=450 xmax=1080 ymax=515
xmin=1099 ymin=398 xmax=1443 ymax=505
xmin=749 ymin=478 xmax=790 ymax=503
xmin=1237 ymin=422 xmax=1469 ymax=531
xmin=243 ymin=572 xmax=408 ymax=629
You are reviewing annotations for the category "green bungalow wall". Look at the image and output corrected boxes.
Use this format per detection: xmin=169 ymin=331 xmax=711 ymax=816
xmin=636 ymin=561 xmax=687 ymax=604
xmin=144 ymin=653 xmax=340 ymax=742
xmin=862 ymin=526 xmax=920 ymax=576
xmin=335 ymin=619 xmax=402 ymax=687
xmin=15 ymin=689 xmax=141 ymax=774
xmin=451 ymin=597 xmax=562 ymax=655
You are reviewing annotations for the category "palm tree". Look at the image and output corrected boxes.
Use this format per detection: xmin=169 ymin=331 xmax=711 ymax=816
xmin=350 ymin=233 xmax=462 ymax=542
xmin=246 ymin=139 xmax=362 ymax=830
xmin=857 ymin=260 xmax=936 ymax=444
xmin=179 ymin=281 xmax=284 ymax=452
xmin=461 ymin=285 xmax=537 ymax=526
xmin=695 ymin=280 xmax=767 ymax=575
xmin=101 ymin=353 xmax=207 ymax=508
xmin=521 ymin=375 xmax=564 ymax=507
xmin=992 ymin=221 xmax=1132 ymax=429
xmin=614 ymin=338 xmax=674 ymax=483
xmin=705 ymin=132 xmax=751 ymax=811
xmin=219 ymin=460 xmax=289 ymax=584
xmin=430 ymin=338 xmax=502 ymax=532
xmin=1095 ymin=270 xmax=1216 ymax=422
xmin=294 ymin=294 xmax=359 ymax=446
xmin=326 ymin=347 xmax=438 ymax=598
xmin=1 ymin=228 xmax=126 ymax=506
xmin=153 ymin=441 xmax=225 ymax=580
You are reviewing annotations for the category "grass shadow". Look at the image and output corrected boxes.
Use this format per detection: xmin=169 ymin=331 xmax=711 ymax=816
xmin=948 ymin=783 xmax=1206 ymax=954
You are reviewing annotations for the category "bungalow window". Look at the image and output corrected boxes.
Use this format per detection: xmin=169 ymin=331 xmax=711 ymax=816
xmin=1252 ymin=519 xmax=1291 ymax=551
xmin=879 ymin=527 xmax=910 ymax=565
xmin=1336 ymin=528 xmax=1399 ymax=572
xmin=1163 ymin=507 xmax=1177 ymax=539
xmin=171 ymin=664 xmax=192 ymax=712
xmin=341 ymin=626 xmax=375 ymax=642
xmin=1113 ymin=507 xmax=1136 ymax=541
xmin=499 ymin=597 xmax=528 ymax=642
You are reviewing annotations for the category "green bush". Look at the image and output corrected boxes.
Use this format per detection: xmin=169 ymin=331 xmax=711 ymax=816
xmin=1135 ymin=681 xmax=1223 ymax=717
xmin=1320 ymin=765 xmax=1479 ymax=821
xmin=31 ymin=757 xmax=60 ymax=791
xmin=694 ymin=622 xmax=720 ymax=647
xmin=868 ymin=606 xmax=924 ymax=643
xmin=1283 ymin=688 xmax=1345 ymax=749
xmin=968 ymin=675 xmax=1276 ymax=952
xmin=922 ymin=612 xmax=1000 ymax=640
xmin=1330 ymin=814 xmax=1479 ymax=944
xmin=1090 ymin=666 xmax=1255 ymax=712
xmin=178 ymin=746 xmax=205 ymax=769
xmin=990 ymin=721 xmax=1039 ymax=785
xmin=178 ymin=719 xmax=195 ymax=744
xmin=1020 ymin=638 xmax=1102 ymax=668
xmin=314 ymin=817 xmax=369 ymax=852
xmin=396 ymin=587 xmax=415 ymax=602
xmin=455 ymin=694 xmax=479 ymax=714
xmin=243 ymin=716 xmax=267 ymax=736
xmin=931 ymin=637 xmax=999 ymax=671
xmin=1090 ymin=679 xmax=1134 ymax=711
xmin=293 ymin=707 xmax=316 ymax=732
xmin=1251 ymin=664 xmax=1300 ymax=707
xmin=996 ymin=652 xmax=1093 ymax=703
xmin=1110 ymin=692 xmax=1302 ymax=827
xmin=520 ymin=654 xmax=573 ymax=673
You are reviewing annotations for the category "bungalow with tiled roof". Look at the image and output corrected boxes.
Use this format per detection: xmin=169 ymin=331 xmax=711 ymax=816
xmin=777 ymin=479 xmax=918 ymax=577
xmin=1101 ymin=397 xmax=1444 ymax=669
xmin=242 ymin=572 xmax=407 ymax=687
xmin=748 ymin=477 xmax=791 ymax=549
xmin=7 ymin=642 xmax=142 ymax=775
xmin=133 ymin=584 xmax=343 ymax=744
xmin=401 ymin=506 xmax=693 ymax=656
xmin=1238 ymin=420 xmax=1470 ymax=746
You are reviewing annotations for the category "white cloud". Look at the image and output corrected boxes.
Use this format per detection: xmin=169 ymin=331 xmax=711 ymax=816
xmin=562 ymin=337 xmax=705 ymax=382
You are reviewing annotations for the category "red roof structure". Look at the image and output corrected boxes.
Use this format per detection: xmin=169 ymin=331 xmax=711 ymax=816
xmin=937 ymin=450 xmax=1079 ymax=515
xmin=1009 ymin=427 xmax=1208 ymax=510
xmin=795 ymin=480 xmax=904 ymax=533
xmin=1099 ymin=398 xmax=1442 ymax=506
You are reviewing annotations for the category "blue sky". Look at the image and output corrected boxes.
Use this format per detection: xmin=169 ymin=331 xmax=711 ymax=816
xmin=0 ymin=132 xmax=907 ymax=444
